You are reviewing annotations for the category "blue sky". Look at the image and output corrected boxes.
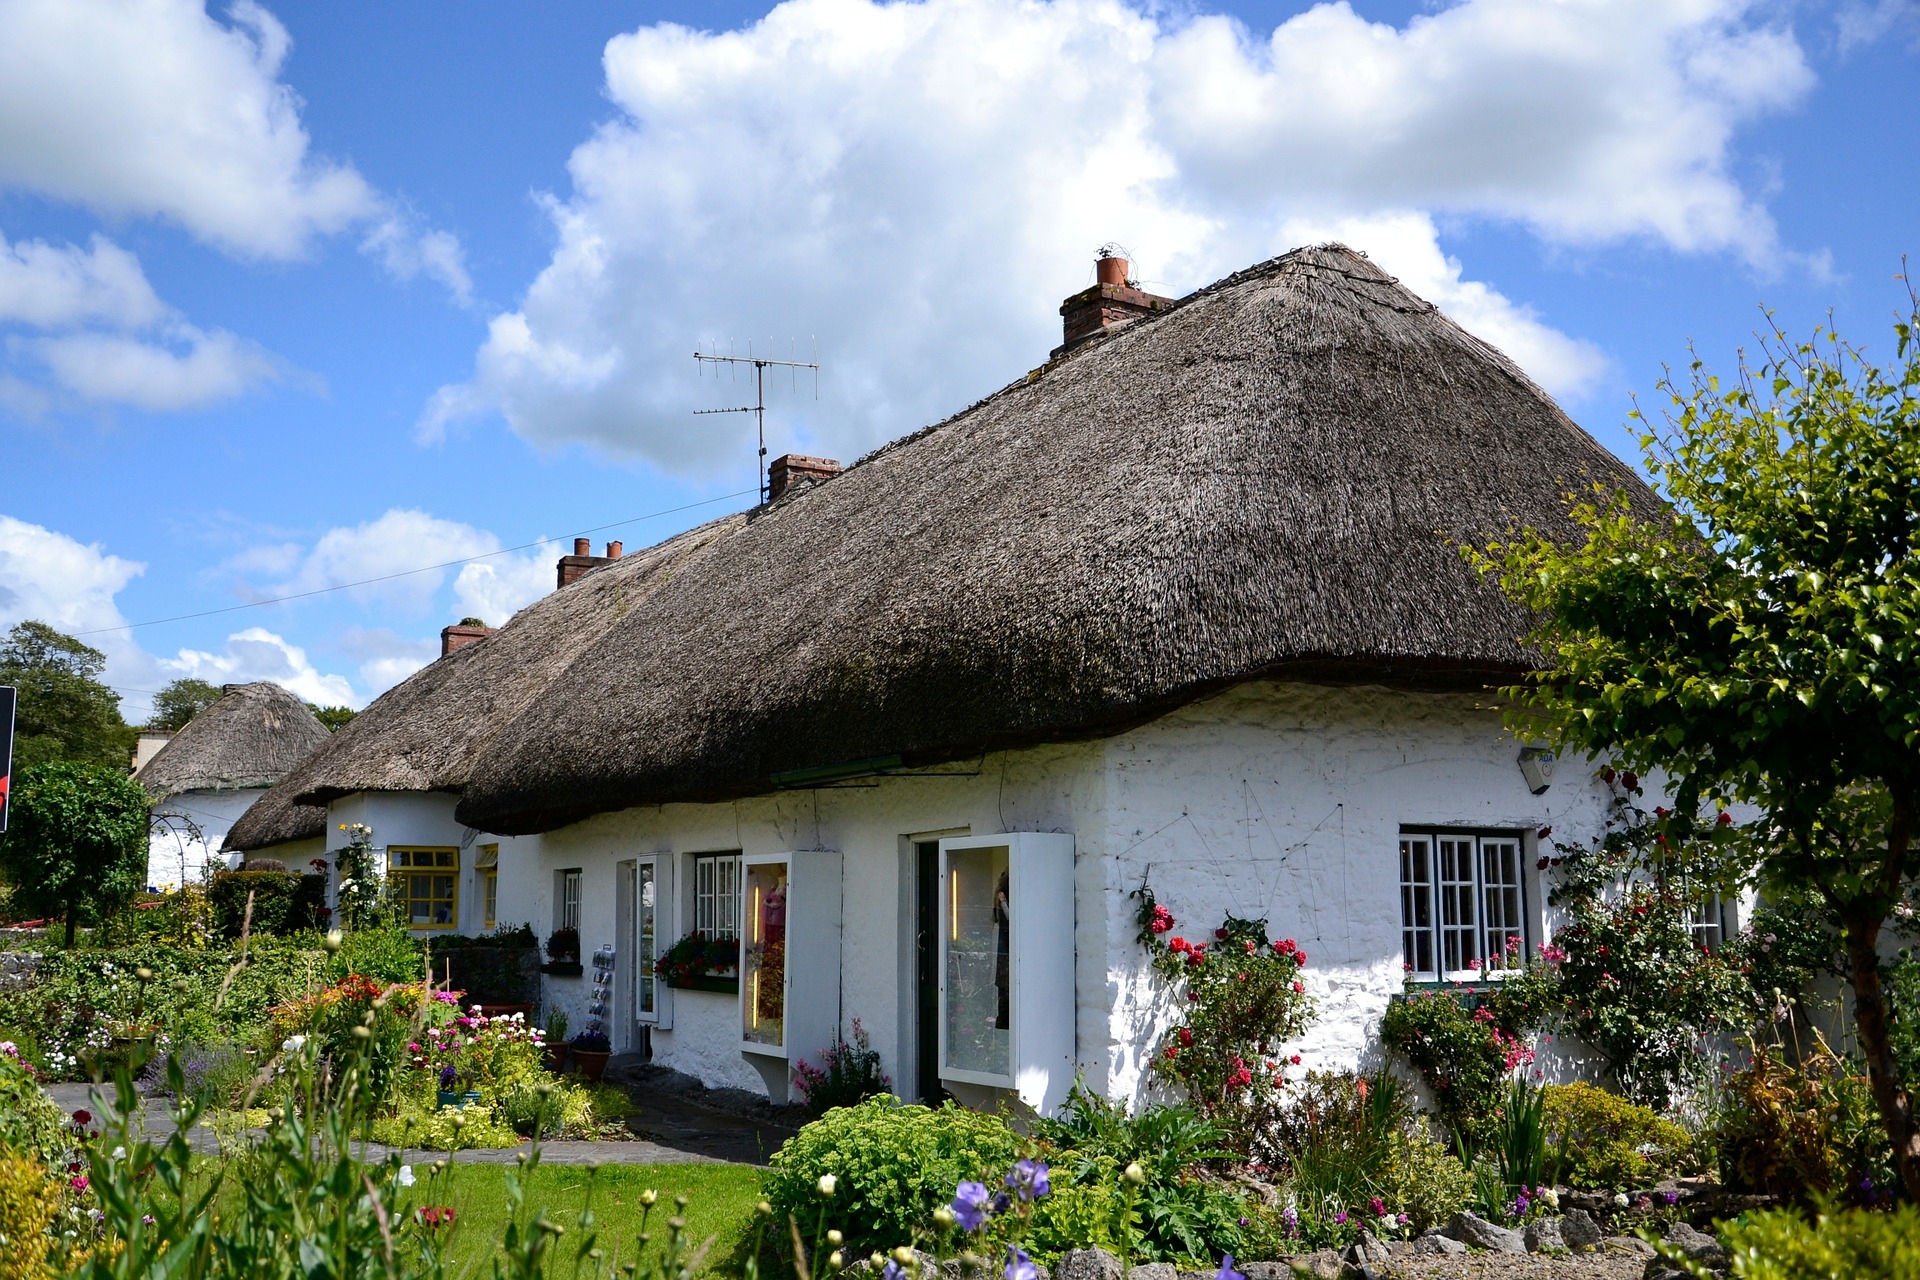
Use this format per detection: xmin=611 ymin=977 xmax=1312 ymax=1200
xmin=2 ymin=0 xmax=1917 ymax=721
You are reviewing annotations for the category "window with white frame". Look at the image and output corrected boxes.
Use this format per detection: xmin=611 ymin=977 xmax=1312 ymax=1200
xmin=558 ymin=869 xmax=582 ymax=932
xmin=1688 ymin=894 xmax=1727 ymax=951
xmin=1398 ymin=829 xmax=1529 ymax=978
xmin=693 ymin=852 xmax=742 ymax=938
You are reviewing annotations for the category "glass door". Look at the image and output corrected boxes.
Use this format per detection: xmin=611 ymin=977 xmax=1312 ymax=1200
xmin=635 ymin=859 xmax=658 ymax=1022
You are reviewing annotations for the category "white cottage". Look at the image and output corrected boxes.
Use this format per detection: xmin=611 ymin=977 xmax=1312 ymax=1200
xmin=230 ymin=246 xmax=1660 ymax=1113
xmin=138 ymin=682 xmax=332 ymax=888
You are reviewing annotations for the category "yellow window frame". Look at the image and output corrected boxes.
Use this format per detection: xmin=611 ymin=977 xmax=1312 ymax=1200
xmin=387 ymin=847 xmax=460 ymax=930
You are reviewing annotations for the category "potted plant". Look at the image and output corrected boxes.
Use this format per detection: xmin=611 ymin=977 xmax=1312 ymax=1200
xmin=542 ymin=1010 xmax=569 ymax=1073
xmin=436 ymin=1064 xmax=462 ymax=1110
xmin=543 ymin=927 xmax=582 ymax=976
xmin=569 ymin=1028 xmax=611 ymax=1081
xmin=656 ymin=929 xmax=741 ymax=993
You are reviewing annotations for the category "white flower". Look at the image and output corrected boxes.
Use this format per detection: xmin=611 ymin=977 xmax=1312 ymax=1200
xmin=397 ymin=1165 xmax=416 ymax=1187
xmin=817 ymin=1174 xmax=837 ymax=1196
xmin=1539 ymin=1188 xmax=1559 ymax=1210
xmin=281 ymin=1035 xmax=307 ymax=1053
xmin=112 ymin=1147 xmax=127 ymax=1160
xmin=1613 ymin=1193 xmax=1630 ymax=1208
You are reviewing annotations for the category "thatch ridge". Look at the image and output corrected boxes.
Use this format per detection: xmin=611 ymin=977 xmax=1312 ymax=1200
xmin=220 ymin=514 xmax=748 ymax=852
xmin=457 ymin=245 xmax=1656 ymax=835
xmin=136 ymin=682 xmax=331 ymax=800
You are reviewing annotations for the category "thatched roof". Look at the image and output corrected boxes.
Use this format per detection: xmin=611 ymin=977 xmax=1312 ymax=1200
xmin=219 ymin=785 xmax=329 ymax=853
xmin=456 ymin=246 xmax=1656 ymax=835
xmin=222 ymin=515 xmax=747 ymax=852
xmin=137 ymin=682 xmax=330 ymax=801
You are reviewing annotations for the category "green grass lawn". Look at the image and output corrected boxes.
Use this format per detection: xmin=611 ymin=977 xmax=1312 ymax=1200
xmin=419 ymin=1161 xmax=766 ymax=1276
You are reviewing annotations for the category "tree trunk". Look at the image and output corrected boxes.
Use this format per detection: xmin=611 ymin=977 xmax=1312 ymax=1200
xmin=1844 ymin=907 xmax=1920 ymax=1201
xmin=64 ymin=901 xmax=76 ymax=950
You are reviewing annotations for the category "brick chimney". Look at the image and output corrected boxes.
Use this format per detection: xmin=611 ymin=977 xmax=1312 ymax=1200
xmin=555 ymin=540 xmax=624 ymax=588
xmin=1053 ymin=250 xmax=1175 ymax=358
xmin=440 ymin=620 xmax=495 ymax=657
xmin=768 ymin=453 xmax=842 ymax=502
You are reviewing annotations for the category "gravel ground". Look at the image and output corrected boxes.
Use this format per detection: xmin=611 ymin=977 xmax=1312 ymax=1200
xmin=1379 ymin=1248 xmax=1651 ymax=1280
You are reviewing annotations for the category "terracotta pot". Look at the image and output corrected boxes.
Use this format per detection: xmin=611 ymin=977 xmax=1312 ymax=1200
xmin=571 ymin=1049 xmax=610 ymax=1081
xmin=543 ymin=1044 xmax=570 ymax=1073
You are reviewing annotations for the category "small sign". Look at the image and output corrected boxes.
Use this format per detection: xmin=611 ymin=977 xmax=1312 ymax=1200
xmin=0 ymin=685 xmax=14 ymax=833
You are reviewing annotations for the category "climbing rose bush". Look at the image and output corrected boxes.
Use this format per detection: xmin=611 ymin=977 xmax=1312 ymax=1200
xmin=1134 ymin=889 xmax=1314 ymax=1148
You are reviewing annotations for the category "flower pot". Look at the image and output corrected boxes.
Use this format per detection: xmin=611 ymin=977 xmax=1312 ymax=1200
xmin=437 ymin=1089 xmax=461 ymax=1109
xmin=461 ymin=1089 xmax=483 ymax=1108
xmin=571 ymin=1049 xmax=610 ymax=1081
xmin=543 ymin=1044 xmax=570 ymax=1073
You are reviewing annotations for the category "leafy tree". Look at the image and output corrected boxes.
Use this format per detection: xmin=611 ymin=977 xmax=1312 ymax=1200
xmin=0 ymin=760 xmax=150 ymax=947
xmin=0 ymin=620 xmax=134 ymax=771
xmin=147 ymin=677 xmax=221 ymax=732
xmin=307 ymin=703 xmax=357 ymax=732
xmin=1476 ymin=291 xmax=1920 ymax=1197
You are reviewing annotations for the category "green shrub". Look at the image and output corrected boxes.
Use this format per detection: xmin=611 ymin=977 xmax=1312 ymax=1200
xmin=0 ymin=1046 xmax=69 ymax=1164
xmin=1714 ymin=1043 xmax=1894 ymax=1206
xmin=1380 ymin=984 xmax=1541 ymax=1144
xmin=765 ymin=1095 xmax=1020 ymax=1256
xmin=368 ymin=1101 xmax=520 ymax=1151
xmin=1024 ymin=1180 xmax=1122 ymax=1262
xmin=1376 ymin=1130 xmax=1471 ymax=1232
xmin=1543 ymin=1081 xmax=1690 ymax=1190
xmin=792 ymin=1020 xmax=891 ymax=1113
xmin=331 ymin=924 xmax=427 ymax=985
xmin=208 ymin=871 xmax=326 ymax=939
xmin=1709 ymin=1200 xmax=1920 ymax=1278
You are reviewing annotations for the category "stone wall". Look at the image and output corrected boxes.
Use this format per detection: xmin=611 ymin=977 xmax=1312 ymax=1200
xmin=0 ymin=950 xmax=43 ymax=993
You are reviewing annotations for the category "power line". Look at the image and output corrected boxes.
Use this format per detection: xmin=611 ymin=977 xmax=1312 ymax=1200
xmin=74 ymin=490 xmax=756 ymax=638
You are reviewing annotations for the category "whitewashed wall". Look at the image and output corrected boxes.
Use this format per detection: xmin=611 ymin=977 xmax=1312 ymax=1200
xmin=325 ymin=791 xmax=516 ymax=939
xmin=146 ymin=789 xmax=262 ymax=888
xmin=512 ymin=679 xmax=1620 ymax=1108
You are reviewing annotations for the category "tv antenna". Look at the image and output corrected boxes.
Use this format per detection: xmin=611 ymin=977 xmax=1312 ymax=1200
xmin=693 ymin=340 xmax=819 ymax=503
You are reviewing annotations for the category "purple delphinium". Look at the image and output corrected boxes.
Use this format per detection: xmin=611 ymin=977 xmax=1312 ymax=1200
xmin=882 ymin=1262 xmax=907 ymax=1280
xmin=1215 ymin=1255 xmax=1246 ymax=1280
xmin=951 ymin=1182 xmax=992 ymax=1233
xmin=1281 ymin=1207 xmax=1299 ymax=1236
xmin=439 ymin=1064 xmax=458 ymax=1090
xmin=1005 ymin=1248 xmax=1037 ymax=1280
xmin=1005 ymin=1159 xmax=1051 ymax=1202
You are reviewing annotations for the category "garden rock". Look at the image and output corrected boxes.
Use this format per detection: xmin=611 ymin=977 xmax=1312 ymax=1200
xmin=1058 ymin=1249 xmax=1122 ymax=1280
xmin=1412 ymin=1234 xmax=1465 ymax=1256
xmin=1561 ymin=1209 xmax=1604 ymax=1251
xmin=1444 ymin=1211 xmax=1526 ymax=1253
xmin=1523 ymin=1216 xmax=1566 ymax=1253
xmin=1607 ymin=1237 xmax=1656 ymax=1256
xmin=1660 ymin=1222 xmax=1729 ymax=1268
xmin=1125 ymin=1265 xmax=1175 ymax=1280
xmin=1341 ymin=1232 xmax=1390 ymax=1267
xmin=1287 ymin=1250 xmax=1344 ymax=1280
xmin=1238 ymin=1265 xmax=1292 ymax=1280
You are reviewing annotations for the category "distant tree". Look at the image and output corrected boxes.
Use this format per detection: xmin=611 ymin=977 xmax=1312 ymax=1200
xmin=147 ymin=677 xmax=222 ymax=732
xmin=0 ymin=761 xmax=150 ymax=946
xmin=307 ymin=704 xmax=357 ymax=732
xmin=0 ymin=621 xmax=134 ymax=771
xmin=1477 ymin=294 xmax=1920 ymax=1199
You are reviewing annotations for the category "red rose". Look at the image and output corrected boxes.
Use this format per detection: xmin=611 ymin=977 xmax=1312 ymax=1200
xmin=1178 ymin=1027 xmax=1193 ymax=1046
xmin=1294 ymin=950 xmax=1307 ymax=966
xmin=1215 ymin=928 xmax=1229 ymax=941
xmin=1290 ymin=1054 xmax=1302 ymax=1065
xmin=1292 ymin=981 xmax=1304 ymax=993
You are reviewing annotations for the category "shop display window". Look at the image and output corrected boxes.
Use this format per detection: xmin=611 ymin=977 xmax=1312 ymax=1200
xmin=942 ymin=842 xmax=1011 ymax=1079
xmin=742 ymin=860 xmax=788 ymax=1048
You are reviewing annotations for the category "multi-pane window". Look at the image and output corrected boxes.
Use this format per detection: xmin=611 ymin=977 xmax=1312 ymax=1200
xmin=388 ymin=848 xmax=458 ymax=929
xmin=558 ymin=869 xmax=582 ymax=931
xmin=694 ymin=852 xmax=742 ymax=938
xmin=1398 ymin=830 xmax=1528 ymax=978
xmin=477 ymin=844 xmax=499 ymax=930
xmin=1689 ymin=895 xmax=1726 ymax=951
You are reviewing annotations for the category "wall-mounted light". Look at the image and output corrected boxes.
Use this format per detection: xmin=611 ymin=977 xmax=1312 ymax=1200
xmin=1517 ymin=746 xmax=1556 ymax=795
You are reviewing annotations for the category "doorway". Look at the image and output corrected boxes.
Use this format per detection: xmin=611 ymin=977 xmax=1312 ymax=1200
xmin=914 ymin=839 xmax=946 ymax=1104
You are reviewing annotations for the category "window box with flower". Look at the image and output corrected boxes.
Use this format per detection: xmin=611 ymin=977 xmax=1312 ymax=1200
xmin=656 ymin=929 xmax=740 ymax=993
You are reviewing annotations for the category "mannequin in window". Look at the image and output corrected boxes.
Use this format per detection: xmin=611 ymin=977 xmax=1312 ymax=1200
xmin=993 ymin=870 xmax=1011 ymax=1030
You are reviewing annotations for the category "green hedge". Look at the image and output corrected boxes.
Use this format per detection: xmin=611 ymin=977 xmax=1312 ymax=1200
xmin=209 ymin=870 xmax=326 ymax=938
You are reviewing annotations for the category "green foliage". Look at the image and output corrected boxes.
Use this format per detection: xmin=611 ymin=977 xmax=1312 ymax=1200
xmin=1379 ymin=982 xmax=1543 ymax=1144
xmin=1542 ymin=1081 xmax=1691 ymax=1190
xmin=146 ymin=679 xmax=221 ymax=733
xmin=791 ymin=1019 xmax=891 ymax=1113
xmin=1133 ymin=889 xmax=1314 ymax=1148
xmin=330 ymin=824 xmax=388 ymax=933
xmin=1463 ymin=1076 xmax=1559 ymax=1199
xmin=330 ymin=924 xmax=428 ymax=985
xmin=305 ymin=704 xmax=356 ymax=732
xmin=1714 ymin=1041 xmax=1895 ymax=1206
xmin=208 ymin=871 xmax=326 ymax=939
xmin=1889 ymin=949 xmax=1920 ymax=1096
xmin=0 ymin=1046 xmax=70 ymax=1165
xmin=1375 ymin=1130 xmax=1471 ymax=1232
xmin=370 ymin=1102 xmax=521 ymax=1151
xmin=1713 ymin=1199 xmax=1920 ymax=1278
xmin=0 ymin=621 xmax=133 ymax=772
xmin=1034 ymin=1085 xmax=1238 ymax=1262
xmin=1267 ymin=1070 xmax=1411 ymax=1245
xmin=1472 ymin=292 xmax=1920 ymax=1192
xmin=0 ymin=761 xmax=151 ymax=944
xmin=764 ymin=1095 xmax=1020 ymax=1256
xmin=654 ymin=931 xmax=734 ymax=984
xmin=1023 ymin=1181 xmax=1122 ymax=1261
xmin=494 ymin=1079 xmax=597 ymax=1139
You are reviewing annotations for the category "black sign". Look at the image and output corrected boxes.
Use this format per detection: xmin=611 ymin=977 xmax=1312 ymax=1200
xmin=0 ymin=685 xmax=13 ymax=834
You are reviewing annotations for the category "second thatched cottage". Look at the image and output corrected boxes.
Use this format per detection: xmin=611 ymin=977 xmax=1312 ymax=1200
xmin=230 ymin=246 xmax=1672 ymax=1113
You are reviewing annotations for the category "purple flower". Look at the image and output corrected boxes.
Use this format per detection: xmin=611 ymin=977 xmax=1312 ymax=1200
xmin=1660 ymin=1192 xmax=1678 ymax=1207
xmin=951 ymin=1182 xmax=991 ymax=1233
xmin=1005 ymin=1158 xmax=1050 ymax=1202
xmin=1333 ymin=1211 xmax=1347 ymax=1225
xmin=1216 ymin=1255 xmax=1246 ymax=1280
xmin=883 ymin=1263 xmax=907 ymax=1280
xmin=439 ymin=1064 xmax=458 ymax=1089
xmin=1005 ymin=1248 xmax=1037 ymax=1280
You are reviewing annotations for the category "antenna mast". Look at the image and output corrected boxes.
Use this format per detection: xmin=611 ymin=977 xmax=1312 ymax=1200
xmin=693 ymin=343 xmax=820 ymax=503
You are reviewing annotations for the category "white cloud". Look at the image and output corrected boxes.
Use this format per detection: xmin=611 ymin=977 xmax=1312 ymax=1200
xmin=0 ymin=513 xmax=156 ymax=719
xmin=335 ymin=626 xmax=437 ymax=696
xmin=0 ymin=0 xmax=466 ymax=294
xmin=427 ymin=0 xmax=1814 ymax=468
xmin=159 ymin=626 xmax=358 ymax=708
xmin=452 ymin=541 xmax=560 ymax=628
xmin=0 ymin=233 xmax=167 ymax=330
xmin=22 ymin=324 xmax=285 ymax=412
xmin=260 ymin=508 xmax=512 ymax=615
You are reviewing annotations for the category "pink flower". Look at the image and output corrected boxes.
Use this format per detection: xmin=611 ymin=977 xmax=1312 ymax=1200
xmin=70 ymin=1176 xmax=89 ymax=1192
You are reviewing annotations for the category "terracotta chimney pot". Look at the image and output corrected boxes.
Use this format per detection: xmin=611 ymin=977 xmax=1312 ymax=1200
xmin=606 ymin=541 xmax=623 ymax=558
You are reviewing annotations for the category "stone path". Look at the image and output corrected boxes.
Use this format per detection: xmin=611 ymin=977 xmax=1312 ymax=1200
xmin=45 ymin=1053 xmax=800 ymax=1167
